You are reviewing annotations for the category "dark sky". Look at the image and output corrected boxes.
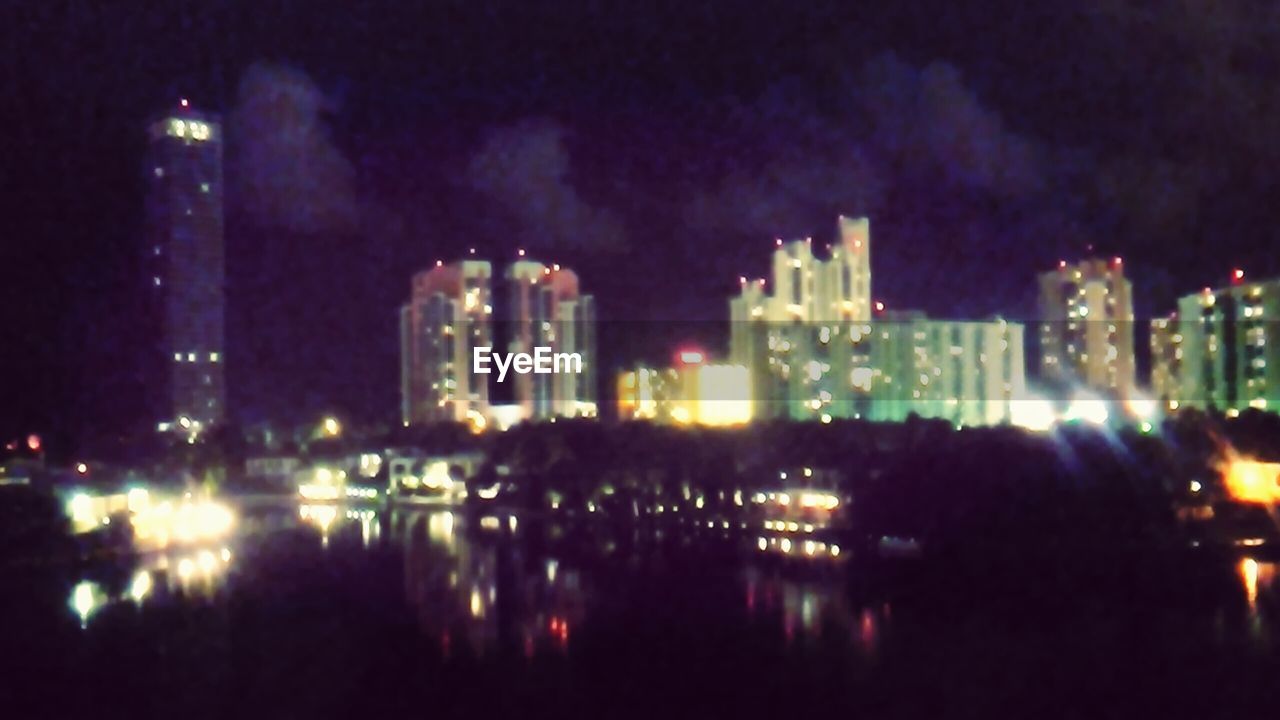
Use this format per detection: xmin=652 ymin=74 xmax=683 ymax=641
xmin=4 ymin=1 xmax=1280 ymax=444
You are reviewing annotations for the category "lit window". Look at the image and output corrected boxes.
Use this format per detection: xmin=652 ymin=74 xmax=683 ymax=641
xmin=187 ymin=353 xmax=196 ymax=362
xmin=173 ymin=353 xmax=182 ymax=362
xmin=210 ymin=352 xmax=220 ymax=362
xmin=200 ymin=182 xmax=210 ymax=193
xmin=153 ymin=276 xmax=161 ymax=287
xmin=154 ymin=167 xmax=164 ymax=178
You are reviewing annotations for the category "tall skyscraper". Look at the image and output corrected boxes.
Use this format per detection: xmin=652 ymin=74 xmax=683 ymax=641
xmin=145 ymin=100 xmax=226 ymax=430
xmin=400 ymin=260 xmax=493 ymax=425
xmin=729 ymin=216 xmax=874 ymax=420
xmin=506 ymin=259 xmax=597 ymax=420
xmin=1037 ymin=258 xmax=1135 ymax=399
xmin=1169 ymin=277 xmax=1277 ymax=415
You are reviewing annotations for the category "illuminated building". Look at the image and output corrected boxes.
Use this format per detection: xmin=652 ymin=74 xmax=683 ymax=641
xmin=869 ymin=312 xmax=1026 ymax=425
xmin=505 ymin=260 xmax=597 ymax=420
xmin=1149 ymin=313 xmax=1183 ymax=409
xmin=1172 ymin=278 xmax=1279 ymax=415
xmin=617 ymin=350 xmax=752 ymax=426
xmin=729 ymin=216 xmax=874 ymax=420
xmin=400 ymin=260 xmax=493 ymax=424
xmin=145 ymin=100 xmax=226 ymax=429
xmin=1037 ymin=258 xmax=1136 ymax=399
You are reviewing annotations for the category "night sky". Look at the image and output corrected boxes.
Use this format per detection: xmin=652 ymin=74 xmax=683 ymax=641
xmin=4 ymin=1 xmax=1279 ymax=444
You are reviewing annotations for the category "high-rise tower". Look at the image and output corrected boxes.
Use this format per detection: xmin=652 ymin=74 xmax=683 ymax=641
xmin=145 ymin=100 xmax=226 ymax=429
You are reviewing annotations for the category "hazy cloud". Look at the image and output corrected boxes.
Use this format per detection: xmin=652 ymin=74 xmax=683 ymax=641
xmin=467 ymin=120 xmax=627 ymax=251
xmin=684 ymin=54 xmax=1043 ymax=238
xmin=858 ymin=55 xmax=1044 ymax=196
xmin=228 ymin=63 xmax=358 ymax=235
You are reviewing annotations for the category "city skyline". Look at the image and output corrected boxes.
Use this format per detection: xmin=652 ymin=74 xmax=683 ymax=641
xmin=7 ymin=3 xmax=1280 ymax=442
xmin=8 ymin=7 xmax=1280 ymax=717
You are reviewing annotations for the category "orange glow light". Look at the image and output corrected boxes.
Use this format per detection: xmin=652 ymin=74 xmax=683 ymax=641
xmin=1223 ymin=460 xmax=1280 ymax=505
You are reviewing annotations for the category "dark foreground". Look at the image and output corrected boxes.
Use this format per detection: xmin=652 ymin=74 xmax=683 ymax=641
xmin=2 ymin=504 xmax=1278 ymax=719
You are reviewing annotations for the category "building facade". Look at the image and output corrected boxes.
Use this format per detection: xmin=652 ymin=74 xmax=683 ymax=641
xmin=1171 ymin=279 xmax=1279 ymax=415
xmin=729 ymin=216 xmax=875 ymax=421
xmin=1149 ymin=313 xmax=1183 ymax=409
xmin=400 ymin=260 xmax=493 ymax=425
xmin=145 ymin=101 xmax=226 ymax=429
xmin=869 ymin=313 xmax=1026 ymax=425
xmin=506 ymin=260 xmax=597 ymax=420
xmin=1037 ymin=258 xmax=1135 ymax=399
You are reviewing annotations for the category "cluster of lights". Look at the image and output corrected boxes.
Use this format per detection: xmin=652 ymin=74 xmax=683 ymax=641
xmin=70 ymin=547 xmax=231 ymax=627
xmin=763 ymin=519 xmax=819 ymax=534
xmin=750 ymin=488 xmax=839 ymax=511
xmin=132 ymin=497 xmax=235 ymax=547
xmin=756 ymin=536 xmax=841 ymax=558
xmin=167 ymin=117 xmax=212 ymax=141
xmin=345 ymin=486 xmax=378 ymax=499
xmin=66 ymin=489 xmax=234 ymax=547
xmin=299 ymin=483 xmax=341 ymax=501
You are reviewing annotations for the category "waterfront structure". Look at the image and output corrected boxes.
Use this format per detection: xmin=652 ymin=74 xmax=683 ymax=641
xmin=400 ymin=260 xmax=493 ymax=425
xmin=145 ymin=99 xmax=226 ymax=429
xmin=506 ymin=259 xmax=597 ymax=420
xmin=1037 ymin=258 xmax=1136 ymax=399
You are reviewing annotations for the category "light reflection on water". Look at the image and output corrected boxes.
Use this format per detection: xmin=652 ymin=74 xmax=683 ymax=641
xmin=68 ymin=543 xmax=233 ymax=627
xmin=66 ymin=502 xmax=1280 ymax=661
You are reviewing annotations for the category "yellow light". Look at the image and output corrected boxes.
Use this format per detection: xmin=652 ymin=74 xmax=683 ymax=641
xmin=127 ymin=488 xmax=150 ymax=513
xmin=1242 ymin=558 xmax=1260 ymax=605
xmin=197 ymin=550 xmax=216 ymax=572
xmin=1011 ymin=398 xmax=1056 ymax=432
xmin=130 ymin=571 xmax=153 ymax=602
xmin=178 ymin=558 xmax=195 ymax=580
xmin=71 ymin=580 xmax=101 ymax=623
xmin=322 ymin=417 xmax=341 ymax=437
xmin=68 ymin=493 xmax=94 ymax=526
xmin=1223 ymin=460 xmax=1280 ymax=504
